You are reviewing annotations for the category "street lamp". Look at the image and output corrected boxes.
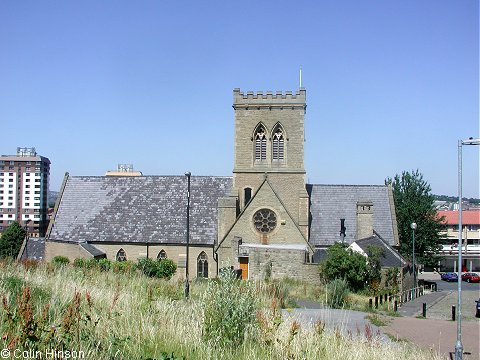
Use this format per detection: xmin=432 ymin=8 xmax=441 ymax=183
xmin=410 ymin=222 xmax=417 ymax=299
xmin=184 ymin=172 xmax=191 ymax=299
xmin=455 ymin=137 xmax=480 ymax=360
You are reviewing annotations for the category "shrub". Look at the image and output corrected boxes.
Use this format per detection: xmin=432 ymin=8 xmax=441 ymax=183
xmin=325 ymin=278 xmax=350 ymax=309
xmin=202 ymin=268 xmax=257 ymax=347
xmin=157 ymin=259 xmax=176 ymax=279
xmin=73 ymin=258 xmax=86 ymax=268
xmin=52 ymin=256 xmax=70 ymax=266
xmin=97 ymin=258 xmax=112 ymax=271
xmin=137 ymin=258 xmax=176 ymax=279
xmin=320 ymin=242 xmax=368 ymax=291
xmin=111 ymin=260 xmax=136 ymax=274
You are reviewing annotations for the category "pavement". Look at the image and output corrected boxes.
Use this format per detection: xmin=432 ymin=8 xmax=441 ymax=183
xmin=288 ymin=273 xmax=480 ymax=360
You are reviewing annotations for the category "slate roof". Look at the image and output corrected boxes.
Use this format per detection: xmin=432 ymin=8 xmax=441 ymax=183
xmin=48 ymin=175 xmax=232 ymax=245
xmin=80 ymin=243 xmax=106 ymax=258
xmin=18 ymin=237 xmax=45 ymax=261
xmin=354 ymin=234 xmax=406 ymax=268
xmin=308 ymin=184 xmax=396 ymax=246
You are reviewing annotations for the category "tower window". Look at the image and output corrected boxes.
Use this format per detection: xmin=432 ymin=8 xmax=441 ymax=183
xmin=272 ymin=127 xmax=284 ymax=161
xmin=244 ymin=187 xmax=252 ymax=206
xmin=255 ymin=126 xmax=267 ymax=161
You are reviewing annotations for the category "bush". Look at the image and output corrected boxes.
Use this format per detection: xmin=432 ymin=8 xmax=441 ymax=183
xmin=52 ymin=256 xmax=70 ymax=266
xmin=73 ymin=258 xmax=86 ymax=268
xmin=111 ymin=260 xmax=136 ymax=274
xmin=157 ymin=259 xmax=177 ymax=279
xmin=97 ymin=258 xmax=112 ymax=271
xmin=320 ymin=242 xmax=368 ymax=291
xmin=202 ymin=268 xmax=257 ymax=347
xmin=325 ymin=278 xmax=350 ymax=309
xmin=137 ymin=258 xmax=176 ymax=279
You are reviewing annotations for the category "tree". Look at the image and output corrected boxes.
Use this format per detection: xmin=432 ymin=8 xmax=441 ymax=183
xmin=0 ymin=221 xmax=26 ymax=259
xmin=366 ymin=245 xmax=383 ymax=293
xmin=320 ymin=243 xmax=368 ymax=291
xmin=386 ymin=170 xmax=444 ymax=268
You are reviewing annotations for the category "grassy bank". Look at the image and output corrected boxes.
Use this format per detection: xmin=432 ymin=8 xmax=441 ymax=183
xmin=0 ymin=260 xmax=445 ymax=359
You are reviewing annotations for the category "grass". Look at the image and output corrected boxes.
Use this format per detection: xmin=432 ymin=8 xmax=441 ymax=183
xmin=365 ymin=314 xmax=389 ymax=327
xmin=0 ymin=260 xmax=447 ymax=360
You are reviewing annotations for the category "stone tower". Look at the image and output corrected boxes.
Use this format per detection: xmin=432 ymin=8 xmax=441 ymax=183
xmin=231 ymin=88 xmax=309 ymax=237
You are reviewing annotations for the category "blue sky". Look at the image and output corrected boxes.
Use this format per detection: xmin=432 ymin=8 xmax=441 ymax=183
xmin=1 ymin=1 xmax=478 ymax=198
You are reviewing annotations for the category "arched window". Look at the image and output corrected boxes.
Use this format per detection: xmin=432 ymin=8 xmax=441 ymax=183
xmin=116 ymin=248 xmax=127 ymax=262
xmin=254 ymin=125 xmax=267 ymax=161
xmin=272 ymin=126 xmax=284 ymax=161
xmin=197 ymin=252 xmax=208 ymax=278
xmin=157 ymin=250 xmax=167 ymax=260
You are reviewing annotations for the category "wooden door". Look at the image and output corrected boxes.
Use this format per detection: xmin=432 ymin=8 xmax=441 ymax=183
xmin=239 ymin=257 xmax=249 ymax=280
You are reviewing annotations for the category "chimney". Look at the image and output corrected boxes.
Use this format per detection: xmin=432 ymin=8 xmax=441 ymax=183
xmin=356 ymin=200 xmax=373 ymax=240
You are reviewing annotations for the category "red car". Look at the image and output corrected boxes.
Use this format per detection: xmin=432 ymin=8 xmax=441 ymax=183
xmin=461 ymin=272 xmax=480 ymax=283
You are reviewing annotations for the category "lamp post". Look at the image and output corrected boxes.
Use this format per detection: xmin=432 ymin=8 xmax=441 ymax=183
xmin=410 ymin=222 xmax=417 ymax=299
xmin=455 ymin=137 xmax=480 ymax=360
xmin=184 ymin=172 xmax=191 ymax=299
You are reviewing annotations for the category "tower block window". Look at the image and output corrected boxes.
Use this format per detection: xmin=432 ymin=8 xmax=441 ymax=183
xmin=255 ymin=126 xmax=267 ymax=161
xmin=272 ymin=126 xmax=284 ymax=161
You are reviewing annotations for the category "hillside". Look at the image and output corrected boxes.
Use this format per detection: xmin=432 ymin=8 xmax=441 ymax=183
xmin=0 ymin=260 xmax=445 ymax=360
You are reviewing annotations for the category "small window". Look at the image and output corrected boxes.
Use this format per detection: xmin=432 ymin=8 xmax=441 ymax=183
xmin=157 ymin=250 xmax=167 ymax=260
xmin=244 ymin=187 xmax=252 ymax=206
xmin=197 ymin=252 xmax=209 ymax=278
xmin=116 ymin=249 xmax=127 ymax=261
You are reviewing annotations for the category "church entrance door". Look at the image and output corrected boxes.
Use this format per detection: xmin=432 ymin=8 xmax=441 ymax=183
xmin=239 ymin=257 xmax=249 ymax=280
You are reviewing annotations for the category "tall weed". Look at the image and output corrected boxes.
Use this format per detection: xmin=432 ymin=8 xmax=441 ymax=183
xmin=202 ymin=268 xmax=257 ymax=347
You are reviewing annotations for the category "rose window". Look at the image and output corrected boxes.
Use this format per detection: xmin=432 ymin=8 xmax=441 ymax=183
xmin=253 ymin=209 xmax=277 ymax=233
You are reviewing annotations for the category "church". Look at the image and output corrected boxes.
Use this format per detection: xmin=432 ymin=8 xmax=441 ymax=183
xmin=45 ymin=88 xmax=400 ymax=282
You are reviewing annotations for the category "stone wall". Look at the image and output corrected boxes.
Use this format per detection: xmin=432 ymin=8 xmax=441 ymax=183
xmin=45 ymin=241 xmax=217 ymax=279
xmin=247 ymin=246 xmax=319 ymax=284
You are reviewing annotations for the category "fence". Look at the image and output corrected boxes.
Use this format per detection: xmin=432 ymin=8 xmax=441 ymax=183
xmin=368 ymin=285 xmax=427 ymax=312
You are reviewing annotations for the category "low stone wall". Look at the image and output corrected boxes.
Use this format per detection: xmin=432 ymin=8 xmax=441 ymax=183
xmin=248 ymin=247 xmax=319 ymax=284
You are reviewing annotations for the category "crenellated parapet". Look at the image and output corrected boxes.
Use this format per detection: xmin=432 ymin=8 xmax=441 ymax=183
xmin=233 ymin=88 xmax=306 ymax=109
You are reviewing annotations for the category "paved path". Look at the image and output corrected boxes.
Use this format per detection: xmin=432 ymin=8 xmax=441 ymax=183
xmin=282 ymin=308 xmax=389 ymax=341
xmin=383 ymin=317 xmax=479 ymax=360
xmin=291 ymin=288 xmax=480 ymax=360
xmin=396 ymin=290 xmax=450 ymax=317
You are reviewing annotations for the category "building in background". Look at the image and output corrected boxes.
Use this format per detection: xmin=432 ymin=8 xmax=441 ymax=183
xmin=105 ymin=164 xmax=143 ymax=177
xmin=437 ymin=210 xmax=480 ymax=271
xmin=0 ymin=147 xmax=50 ymax=237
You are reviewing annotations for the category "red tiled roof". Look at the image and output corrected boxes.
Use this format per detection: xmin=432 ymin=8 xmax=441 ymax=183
xmin=437 ymin=210 xmax=480 ymax=225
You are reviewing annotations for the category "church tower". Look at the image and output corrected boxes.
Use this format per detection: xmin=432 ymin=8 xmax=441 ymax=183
xmin=232 ymin=88 xmax=309 ymax=237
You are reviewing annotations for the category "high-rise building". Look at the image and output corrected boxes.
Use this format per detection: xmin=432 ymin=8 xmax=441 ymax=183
xmin=0 ymin=147 xmax=50 ymax=237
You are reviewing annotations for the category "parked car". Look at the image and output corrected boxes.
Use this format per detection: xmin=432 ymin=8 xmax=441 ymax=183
xmin=441 ymin=272 xmax=458 ymax=282
xmin=461 ymin=272 xmax=480 ymax=283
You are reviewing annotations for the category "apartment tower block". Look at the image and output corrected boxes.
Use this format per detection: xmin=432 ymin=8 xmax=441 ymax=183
xmin=0 ymin=147 xmax=50 ymax=237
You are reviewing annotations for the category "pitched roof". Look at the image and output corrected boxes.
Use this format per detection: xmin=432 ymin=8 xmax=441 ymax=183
xmin=48 ymin=175 xmax=232 ymax=245
xmin=308 ymin=184 xmax=396 ymax=246
xmin=353 ymin=233 xmax=406 ymax=268
xmin=18 ymin=237 xmax=45 ymax=261
xmin=437 ymin=210 xmax=480 ymax=225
